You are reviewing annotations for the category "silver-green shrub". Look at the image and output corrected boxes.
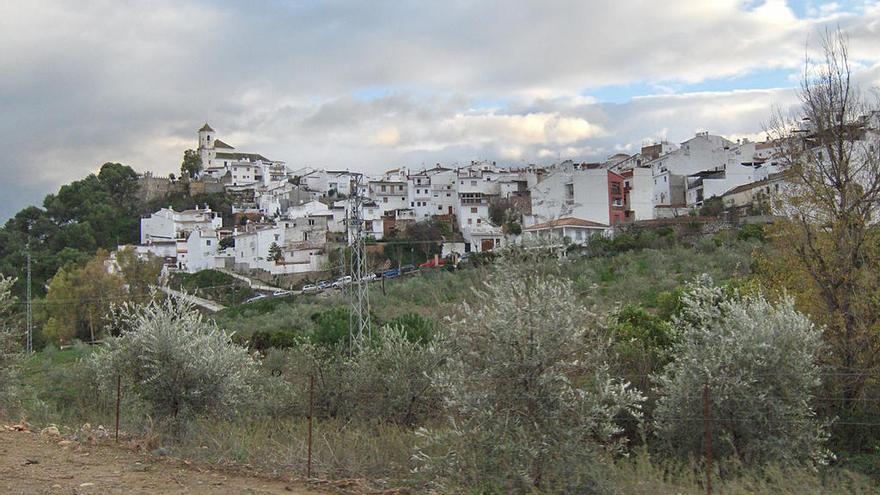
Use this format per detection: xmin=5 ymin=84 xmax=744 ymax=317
xmin=653 ymin=276 xmax=828 ymax=466
xmin=278 ymin=327 xmax=444 ymax=425
xmin=416 ymin=266 xmax=644 ymax=494
xmin=92 ymin=295 xmax=257 ymax=421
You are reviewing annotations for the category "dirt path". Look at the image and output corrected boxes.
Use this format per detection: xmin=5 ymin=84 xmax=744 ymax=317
xmin=0 ymin=428 xmax=324 ymax=495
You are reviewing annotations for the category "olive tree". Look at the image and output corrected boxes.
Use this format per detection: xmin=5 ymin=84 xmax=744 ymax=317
xmin=92 ymin=295 xmax=257 ymax=421
xmin=279 ymin=326 xmax=444 ymax=425
xmin=416 ymin=265 xmax=644 ymax=494
xmin=653 ymin=277 xmax=828 ymax=466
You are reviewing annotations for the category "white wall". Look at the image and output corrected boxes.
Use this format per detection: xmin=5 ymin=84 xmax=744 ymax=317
xmin=628 ymin=168 xmax=654 ymax=221
xmin=530 ymin=165 xmax=610 ymax=226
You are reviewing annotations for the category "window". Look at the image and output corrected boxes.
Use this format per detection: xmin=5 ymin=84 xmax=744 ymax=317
xmin=308 ymin=219 xmax=315 ymax=226
xmin=438 ymin=205 xmax=443 ymax=211
xmin=467 ymin=218 xmax=472 ymax=225
xmin=477 ymin=218 xmax=481 ymax=224
xmin=611 ymin=182 xmax=621 ymax=195
xmin=411 ymin=202 xmax=415 ymax=207
xmin=663 ymin=176 xmax=667 ymax=182
xmin=399 ymin=185 xmax=404 ymax=191
xmin=565 ymin=183 xmax=574 ymax=205
xmin=381 ymin=185 xmax=387 ymax=192
xmin=471 ymin=180 xmax=477 ymax=186
xmin=470 ymin=207 xmax=478 ymax=213
xmin=383 ymin=197 xmax=388 ymax=203
xmin=446 ymin=193 xmax=451 ymax=197
xmin=274 ymin=234 xmax=279 ymax=241
xmin=206 ymin=239 xmax=212 ymax=246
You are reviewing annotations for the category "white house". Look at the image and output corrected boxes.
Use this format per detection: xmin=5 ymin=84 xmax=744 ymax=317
xmin=428 ymin=167 xmax=458 ymax=216
xmin=367 ymin=179 xmax=408 ymax=214
xmin=180 ymin=228 xmax=226 ymax=273
xmin=286 ymin=200 xmax=332 ymax=220
xmin=523 ymin=217 xmax=610 ymax=246
xmin=232 ymin=219 xmax=328 ymax=275
xmin=647 ymin=132 xmax=734 ymax=206
xmin=528 ymin=161 xmax=625 ymax=228
xmin=140 ymin=206 xmax=222 ymax=245
xmin=622 ymin=167 xmax=654 ymax=221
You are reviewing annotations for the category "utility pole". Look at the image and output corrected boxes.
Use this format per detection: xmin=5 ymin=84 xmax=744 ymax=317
xmin=347 ymin=173 xmax=371 ymax=351
xmin=25 ymin=228 xmax=33 ymax=354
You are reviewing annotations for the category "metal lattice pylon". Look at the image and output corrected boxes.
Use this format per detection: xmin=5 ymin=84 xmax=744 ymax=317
xmin=348 ymin=173 xmax=371 ymax=350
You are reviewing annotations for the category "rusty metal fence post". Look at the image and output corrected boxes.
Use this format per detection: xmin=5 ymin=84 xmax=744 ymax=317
xmin=307 ymin=374 xmax=314 ymax=479
xmin=115 ymin=375 xmax=121 ymax=443
xmin=703 ymin=383 xmax=712 ymax=495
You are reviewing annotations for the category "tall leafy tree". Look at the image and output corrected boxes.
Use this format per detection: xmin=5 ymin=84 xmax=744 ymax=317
xmin=762 ymin=29 xmax=880 ymax=409
xmin=42 ymin=250 xmax=127 ymax=344
xmin=180 ymin=149 xmax=202 ymax=180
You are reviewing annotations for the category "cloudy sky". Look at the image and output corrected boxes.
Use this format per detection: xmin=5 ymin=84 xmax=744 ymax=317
xmin=2 ymin=0 xmax=880 ymax=221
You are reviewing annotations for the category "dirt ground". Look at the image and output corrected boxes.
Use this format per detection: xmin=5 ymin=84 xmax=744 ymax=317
xmin=0 ymin=427 xmax=325 ymax=495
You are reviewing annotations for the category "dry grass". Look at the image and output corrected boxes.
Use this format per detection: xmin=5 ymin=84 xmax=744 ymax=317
xmin=169 ymin=417 xmax=420 ymax=485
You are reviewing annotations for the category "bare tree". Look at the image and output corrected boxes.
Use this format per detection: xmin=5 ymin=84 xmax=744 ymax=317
xmin=765 ymin=28 xmax=880 ymax=408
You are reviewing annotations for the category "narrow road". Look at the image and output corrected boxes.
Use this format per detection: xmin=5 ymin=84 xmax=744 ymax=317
xmin=214 ymin=268 xmax=284 ymax=292
xmin=0 ymin=428 xmax=321 ymax=495
xmin=154 ymin=286 xmax=226 ymax=312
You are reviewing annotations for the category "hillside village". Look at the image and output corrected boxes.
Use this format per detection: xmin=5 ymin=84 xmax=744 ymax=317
xmin=132 ymin=117 xmax=871 ymax=281
xmin=6 ymin=9 xmax=880 ymax=492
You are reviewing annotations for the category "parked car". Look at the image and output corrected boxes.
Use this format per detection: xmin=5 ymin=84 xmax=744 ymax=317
xmin=382 ymin=268 xmax=400 ymax=278
xmin=332 ymin=275 xmax=353 ymax=288
xmin=400 ymin=264 xmax=417 ymax=274
xmin=272 ymin=290 xmax=292 ymax=297
xmin=301 ymin=284 xmax=318 ymax=293
xmin=362 ymin=272 xmax=378 ymax=282
xmin=419 ymin=258 xmax=446 ymax=268
xmin=316 ymin=280 xmax=333 ymax=290
xmin=245 ymin=294 xmax=268 ymax=303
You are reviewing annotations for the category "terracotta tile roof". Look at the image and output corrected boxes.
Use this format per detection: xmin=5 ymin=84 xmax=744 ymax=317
xmin=722 ymin=171 xmax=792 ymax=197
xmin=524 ymin=217 xmax=608 ymax=231
xmin=199 ymin=123 xmax=214 ymax=132
xmin=213 ymin=139 xmax=234 ymax=149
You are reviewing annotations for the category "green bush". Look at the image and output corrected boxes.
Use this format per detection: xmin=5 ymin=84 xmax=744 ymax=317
xmin=699 ymin=196 xmax=725 ymax=217
xmin=737 ymin=223 xmax=766 ymax=242
xmin=387 ymin=313 xmax=435 ymax=344
xmin=310 ymin=308 xmax=352 ymax=347
xmin=0 ymin=276 xmax=20 ymax=417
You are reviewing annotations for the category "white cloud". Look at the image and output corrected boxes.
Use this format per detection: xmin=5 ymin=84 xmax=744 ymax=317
xmin=373 ymin=126 xmax=401 ymax=147
xmin=2 ymin=0 xmax=880 ymax=220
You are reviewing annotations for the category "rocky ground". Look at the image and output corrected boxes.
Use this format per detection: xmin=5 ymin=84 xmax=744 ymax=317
xmin=0 ymin=424 xmax=325 ymax=495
